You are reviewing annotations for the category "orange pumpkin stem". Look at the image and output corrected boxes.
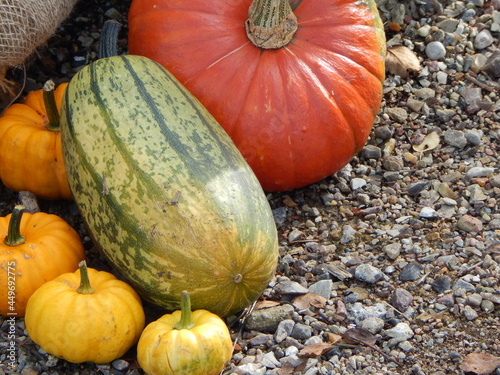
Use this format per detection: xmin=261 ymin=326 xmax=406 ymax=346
xmin=245 ymin=0 xmax=298 ymax=49
xmin=76 ymin=260 xmax=95 ymax=294
xmin=174 ymin=291 xmax=195 ymax=330
xmin=42 ymin=80 xmax=61 ymax=132
xmin=4 ymin=205 xmax=26 ymax=246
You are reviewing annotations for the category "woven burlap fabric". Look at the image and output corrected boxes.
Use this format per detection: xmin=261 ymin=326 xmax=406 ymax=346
xmin=0 ymin=0 xmax=78 ymax=83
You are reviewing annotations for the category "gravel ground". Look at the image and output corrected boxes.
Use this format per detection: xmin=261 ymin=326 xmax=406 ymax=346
xmin=1 ymin=0 xmax=499 ymax=374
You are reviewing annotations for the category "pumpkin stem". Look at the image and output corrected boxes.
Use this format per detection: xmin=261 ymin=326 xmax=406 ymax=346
xmin=245 ymin=0 xmax=298 ymax=49
xmin=4 ymin=205 xmax=26 ymax=247
xmin=174 ymin=291 xmax=195 ymax=330
xmin=99 ymin=20 xmax=122 ymax=59
xmin=76 ymin=260 xmax=95 ymax=294
xmin=43 ymin=80 xmax=61 ymax=132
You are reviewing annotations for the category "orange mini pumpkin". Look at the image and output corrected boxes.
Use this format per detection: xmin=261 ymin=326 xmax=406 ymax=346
xmin=0 ymin=205 xmax=85 ymax=316
xmin=0 ymin=81 xmax=71 ymax=200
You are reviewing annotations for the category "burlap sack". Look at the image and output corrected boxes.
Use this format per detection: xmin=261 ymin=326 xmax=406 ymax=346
xmin=0 ymin=0 xmax=79 ymax=89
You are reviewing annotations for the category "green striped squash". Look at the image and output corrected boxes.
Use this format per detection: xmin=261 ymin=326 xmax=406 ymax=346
xmin=60 ymin=55 xmax=279 ymax=317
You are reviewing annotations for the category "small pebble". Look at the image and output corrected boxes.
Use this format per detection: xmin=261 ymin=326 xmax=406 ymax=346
xmin=425 ymin=41 xmax=446 ymax=60
xmin=391 ymin=288 xmax=413 ymax=312
xmin=457 ymin=215 xmax=483 ymax=233
xmin=400 ymin=262 xmax=423 ymax=282
xmin=354 ymin=263 xmax=384 ymax=284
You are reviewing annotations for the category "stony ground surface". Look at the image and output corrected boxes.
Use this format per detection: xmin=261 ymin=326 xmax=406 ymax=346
xmin=1 ymin=0 xmax=499 ymax=374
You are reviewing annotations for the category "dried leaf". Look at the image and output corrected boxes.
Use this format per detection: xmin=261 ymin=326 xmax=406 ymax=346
xmin=327 ymin=332 xmax=343 ymax=345
xmin=386 ymin=46 xmax=421 ymax=78
xmin=298 ymin=342 xmax=334 ymax=358
xmin=293 ymin=293 xmax=327 ymax=310
xmin=460 ymin=352 xmax=500 ymax=375
xmin=342 ymin=327 xmax=378 ymax=346
xmin=412 ymin=131 xmax=440 ymax=153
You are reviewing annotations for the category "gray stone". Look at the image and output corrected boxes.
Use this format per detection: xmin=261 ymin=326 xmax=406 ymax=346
xmin=468 ymin=184 xmax=488 ymax=203
xmin=261 ymin=352 xmax=280 ymax=369
xmin=482 ymin=293 xmax=500 ymax=305
xmin=361 ymin=316 xmax=385 ymax=334
xmin=474 ymin=29 xmax=494 ymax=50
xmin=470 ymin=53 xmax=488 ymax=73
xmin=274 ymin=319 xmax=295 ymax=343
xmin=249 ymin=333 xmax=274 ymax=346
xmin=464 ymin=130 xmax=482 ymax=145
xmin=374 ymin=125 xmax=394 ymax=140
xmin=432 ymin=275 xmax=452 ymax=293
xmin=232 ymin=363 xmax=267 ymax=375
xmin=280 ymin=354 xmax=307 ymax=368
xmin=391 ymin=288 xmax=413 ymax=312
xmin=274 ymin=279 xmax=309 ymax=295
xmin=406 ymin=98 xmax=425 ymax=112
xmin=437 ymin=293 xmax=455 ymax=307
xmin=385 ymin=322 xmax=414 ymax=343
xmin=308 ymin=279 xmax=333 ymax=300
xmin=399 ymin=262 xmax=423 ymax=282
xmin=420 ymin=207 xmax=440 ymax=219
xmin=383 ymin=243 xmax=401 ymax=260
xmin=481 ymin=300 xmax=495 ymax=313
xmin=417 ymin=24 xmax=432 ymax=37
xmin=437 ymin=18 xmax=459 ymax=32
xmin=414 ymin=88 xmax=435 ymax=100
xmin=444 ymin=130 xmax=467 ymax=148
xmin=111 ymin=359 xmax=129 ymax=371
xmin=436 ymin=109 xmax=455 ymax=122
xmin=407 ymin=181 xmax=430 ymax=196
xmin=288 ymin=229 xmax=304 ymax=242
xmin=291 ymin=323 xmax=313 ymax=340
xmin=466 ymin=167 xmax=495 ymax=178
xmin=350 ymin=178 xmax=367 ymax=190
xmin=360 ymin=145 xmax=382 ymax=159
xmin=341 ymin=224 xmax=357 ymax=244
xmin=484 ymin=50 xmax=500 ymax=78
xmin=457 ymin=215 xmax=483 ymax=233
xmin=453 ymin=279 xmax=476 ymax=294
xmin=347 ymin=302 xmax=388 ymax=325
xmin=246 ymin=304 xmax=295 ymax=332
xmin=461 ymin=87 xmax=482 ymax=106
xmin=382 ymin=155 xmax=404 ymax=171
xmin=425 ymin=41 xmax=446 ymax=60
xmin=354 ymin=263 xmax=384 ymax=284
xmin=386 ymin=107 xmax=408 ymax=123
xmin=490 ymin=175 xmax=500 ymax=188
xmin=463 ymin=305 xmax=479 ymax=321
xmin=466 ymin=293 xmax=483 ymax=307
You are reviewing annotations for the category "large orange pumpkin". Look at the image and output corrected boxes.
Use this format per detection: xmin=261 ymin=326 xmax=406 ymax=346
xmin=128 ymin=0 xmax=386 ymax=191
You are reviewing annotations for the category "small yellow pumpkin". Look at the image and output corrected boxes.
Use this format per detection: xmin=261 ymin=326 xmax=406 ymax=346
xmin=137 ymin=291 xmax=233 ymax=375
xmin=25 ymin=260 xmax=146 ymax=363
xmin=0 ymin=205 xmax=85 ymax=317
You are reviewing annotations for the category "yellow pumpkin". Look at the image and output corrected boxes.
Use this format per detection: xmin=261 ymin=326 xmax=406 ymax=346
xmin=0 ymin=205 xmax=85 ymax=317
xmin=0 ymin=80 xmax=71 ymax=200
xmin=25 ymin=261 xmax=146 ymax=363
xmin=137 ymin=291 xmax=233 ymax=375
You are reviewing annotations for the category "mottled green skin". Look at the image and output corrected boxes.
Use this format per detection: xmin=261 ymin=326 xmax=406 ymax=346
xmin=60 ymin=55 xmax=279 ymax=317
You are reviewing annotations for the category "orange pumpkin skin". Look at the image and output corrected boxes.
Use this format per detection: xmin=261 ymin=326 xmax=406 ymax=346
xmin=0 ymin=209 xmax=85 ymax=317
xmin=0 ymin=83 xmax=71 ymax=200
xmin=128 ymin=0 xmax=386 ymax=191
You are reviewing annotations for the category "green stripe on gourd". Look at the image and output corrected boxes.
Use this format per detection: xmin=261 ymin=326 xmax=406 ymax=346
xmin=61 ymin=55 xmax=278 ymax=316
